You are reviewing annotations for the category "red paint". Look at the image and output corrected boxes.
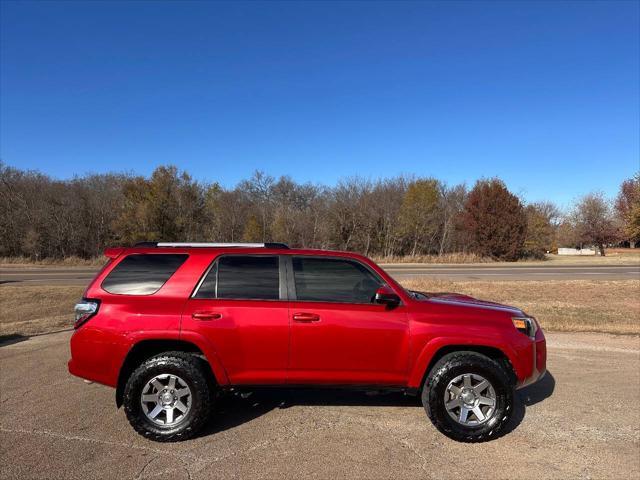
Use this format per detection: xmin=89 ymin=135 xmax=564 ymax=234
xmin=68 ymin=246 xmax=546 ymax=394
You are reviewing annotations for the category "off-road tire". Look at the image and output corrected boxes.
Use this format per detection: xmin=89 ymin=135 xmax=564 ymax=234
xmin=123 ymin=352 xmax=213 ymax=442
xmin=422 ymin=351 xmax=513 ymax=442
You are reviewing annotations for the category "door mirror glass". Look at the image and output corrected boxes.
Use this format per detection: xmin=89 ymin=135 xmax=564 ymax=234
xmin=374 ymin=286 xmax=400 ymax=306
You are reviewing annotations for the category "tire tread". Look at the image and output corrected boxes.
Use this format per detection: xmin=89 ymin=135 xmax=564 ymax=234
xmin=422 ymin=351 xmax=513 ymax=443
xmin=123 ymin=351 xmax=213 ymax=442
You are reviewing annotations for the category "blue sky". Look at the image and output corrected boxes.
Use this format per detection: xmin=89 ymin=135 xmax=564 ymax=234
xmin=1 ymin=0 xmax=638 ymax=207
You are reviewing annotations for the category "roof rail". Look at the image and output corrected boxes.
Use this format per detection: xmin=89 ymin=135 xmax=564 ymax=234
xmin=133 ymin=242 xmax=289 ymax=249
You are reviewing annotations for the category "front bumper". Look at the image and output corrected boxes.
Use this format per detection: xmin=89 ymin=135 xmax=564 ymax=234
xmin=516 ymin=329 xmax=547 ymax=389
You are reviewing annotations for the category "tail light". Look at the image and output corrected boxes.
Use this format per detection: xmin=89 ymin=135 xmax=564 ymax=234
xmin=74 ymin=299 xmax=99 ymax=329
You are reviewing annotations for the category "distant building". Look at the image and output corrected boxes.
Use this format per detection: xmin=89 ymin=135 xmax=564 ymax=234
xmin=558 ymin=247 xmax=597 ymax=256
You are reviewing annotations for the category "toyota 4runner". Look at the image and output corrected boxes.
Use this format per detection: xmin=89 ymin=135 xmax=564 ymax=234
xmin=68 ymin=242 xmax=546 ymax=442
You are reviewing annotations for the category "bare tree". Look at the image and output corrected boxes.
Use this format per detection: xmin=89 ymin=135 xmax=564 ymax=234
xmin=572 ymin=192 xmax=620 ymax=256
xmin=615 ymin=173 xmax=640 ymax=248
xmin=2 ymin=162 xmax=620 ymax=262
xmin=398 ymin=179 xmax=441 ymax=256
xmin=328 ymin=178 xmax=369 ymax=250
xmin=523 ymin=202 xmax=559 ymax=258
xmin=437 ymin=183 xmax=467 ymax=256
xmin=238 ymin=171 xmax=275 ymax=243
xmin=205 ymin=188 xmax=248 ymax=242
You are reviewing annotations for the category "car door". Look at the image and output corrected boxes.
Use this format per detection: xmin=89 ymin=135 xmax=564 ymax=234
xmin=286 ymin=255 xmax=410 ymax=386
xmin=181 ymin=254 xmax=289 ymax=385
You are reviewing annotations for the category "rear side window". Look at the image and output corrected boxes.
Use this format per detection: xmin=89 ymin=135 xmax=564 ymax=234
xmin=102 ymin=254 xmax=188 ymax=295
xmin=292 ymin=257 xmax=382 ymax=303
xmin=194 ymin=255 xmax=280 ymax=300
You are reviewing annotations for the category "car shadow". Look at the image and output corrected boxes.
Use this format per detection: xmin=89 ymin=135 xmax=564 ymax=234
xmin=0 ymin=328 xmax=74 ymax=348
xmin=517 ymin=370 xmax=556 ymax=406
xmin=198 ymin=372 xmax=555 ymax=439
xmin=502 ymin=370 xmax=556 ymax=436
xmin=0 ymin=334 xmax=30 ymax=347
xmin=198 ymin=388 xmax=421 ymax=437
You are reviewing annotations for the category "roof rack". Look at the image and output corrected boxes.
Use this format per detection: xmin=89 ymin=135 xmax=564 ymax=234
xmin=133 ymin=242 xmax=289 ymax=249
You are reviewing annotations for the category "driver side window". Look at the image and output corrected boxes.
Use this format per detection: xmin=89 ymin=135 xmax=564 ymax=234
xmin=292 ymin=257 xmax=382 ymax=303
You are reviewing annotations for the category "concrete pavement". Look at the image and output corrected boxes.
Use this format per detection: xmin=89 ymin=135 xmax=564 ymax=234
xmin=1 ymin=330 xmax=638 ymax=479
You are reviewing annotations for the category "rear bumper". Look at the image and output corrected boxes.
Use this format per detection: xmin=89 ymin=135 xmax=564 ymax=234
xmin=516 ymin=330 xmax=547 ymax=389
xmin=67 ymin=327 xmax=124 ymax=388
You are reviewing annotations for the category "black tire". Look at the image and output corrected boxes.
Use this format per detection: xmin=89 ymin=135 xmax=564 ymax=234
xmin=422 ymin=351 xmax=513 ymax=442
xmin=123 ymin=352 xmax=213 ymax=442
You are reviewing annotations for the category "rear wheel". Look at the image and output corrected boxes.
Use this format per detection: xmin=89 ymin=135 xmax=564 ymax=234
xmin=422 ymin=351 xmax=513 ymax=442
xmin=123 ymin=352 xmax=213 ymax=442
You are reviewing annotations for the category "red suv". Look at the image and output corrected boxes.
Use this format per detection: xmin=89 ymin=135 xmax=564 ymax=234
xmin=68 ymin=243 xmax=546 ymax=442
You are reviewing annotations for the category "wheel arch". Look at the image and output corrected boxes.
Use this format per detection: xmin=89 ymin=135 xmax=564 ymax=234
xmin=115 ymin=338 xmax=224 ymax=408
xmin=409 ymin=339 xmax=518 ymax=390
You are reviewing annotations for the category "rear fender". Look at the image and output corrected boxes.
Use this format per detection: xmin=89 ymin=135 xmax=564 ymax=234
xmin=114 ymin=331 xmax=230 ymax=408
xmin=178 ymin=330 xmax=230 ymax=386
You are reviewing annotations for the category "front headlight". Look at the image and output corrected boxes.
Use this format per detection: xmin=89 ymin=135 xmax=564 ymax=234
xmin=512 ymin=316 xmax=538 ymax=338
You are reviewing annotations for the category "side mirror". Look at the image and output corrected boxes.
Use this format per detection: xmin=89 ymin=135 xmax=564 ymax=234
xmin=375 ymin=285 xmax=400 ymax=306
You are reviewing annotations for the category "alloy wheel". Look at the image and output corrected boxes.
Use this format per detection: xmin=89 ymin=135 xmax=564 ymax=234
xmin=140 ymin=374 xmax=192 ymax=426
xmin=444 ymin=373 xmax=497 ymax=426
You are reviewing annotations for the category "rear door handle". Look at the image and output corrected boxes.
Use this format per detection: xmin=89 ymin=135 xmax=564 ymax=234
xmin=192 ymin=311 xmax=222 ymax=321
xmin=293 ymin=312 xmax=320 ymax=323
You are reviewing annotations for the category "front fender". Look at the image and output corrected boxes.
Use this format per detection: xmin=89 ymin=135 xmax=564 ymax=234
xmin=407 ymin=335 xmax=519 ymax=388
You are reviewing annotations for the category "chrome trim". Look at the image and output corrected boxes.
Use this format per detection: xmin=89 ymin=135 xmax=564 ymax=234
xmin=157 ymin=242 xmax=265 ymax=248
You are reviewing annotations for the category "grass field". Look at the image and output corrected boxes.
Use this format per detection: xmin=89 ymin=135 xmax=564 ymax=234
xmin=0 ymin=256 xmax=105 ymax=267
xmin=0 ymin=285 xmax=85 ymax=337
xmin=377 ymin=250 xmax=640 ymax=265
xmin=401 ymin=278 xmax=640 ymax=335
xmin=1 ymin=278 xmax=638 ymax=338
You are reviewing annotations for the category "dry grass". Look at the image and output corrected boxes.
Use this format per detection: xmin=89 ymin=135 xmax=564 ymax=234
xmin=400 ymin=278 xmax=640 ymax=335
xmin=606 ymin=247 xmax=640 ymax=255
xmin=0 ymin=256 xmax=104 ymax=267
xmin=542 ymin=252 xmax=640 ymax=265
xmin=1 ymin=280 xmax=638 ymax=338
xmin=2 ymin=248 xmax=639 ymax=267
xmin=0 ymin=285 xmax=85 ymax=337
xmin=379 ymin=253 xmax=640 ymax=266
xmin=374 ymin=252 xmax=495 ymax=264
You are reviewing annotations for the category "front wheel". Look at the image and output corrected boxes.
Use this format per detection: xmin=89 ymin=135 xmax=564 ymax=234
xmin=422 ymin=351 xmax=513 ymax=442
xmin=123 ymin=352 xmax=213 ymax=442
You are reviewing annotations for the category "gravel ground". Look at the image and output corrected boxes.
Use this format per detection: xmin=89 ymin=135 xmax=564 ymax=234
xmin=0 ymin=331 xmax=638 ymax=479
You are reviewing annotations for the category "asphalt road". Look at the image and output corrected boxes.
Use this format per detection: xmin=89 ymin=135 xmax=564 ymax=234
xmin=1 ymin=331 xmax=639 ymax=479
xmin=385 ymin=263 xmax=640 ymax=281
xmin=1 ymin=263 xmax=639 ymax=285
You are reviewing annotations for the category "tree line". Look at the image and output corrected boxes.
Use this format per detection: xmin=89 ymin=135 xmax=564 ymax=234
xmin=1 ymin=161 xmax=638 ymax=261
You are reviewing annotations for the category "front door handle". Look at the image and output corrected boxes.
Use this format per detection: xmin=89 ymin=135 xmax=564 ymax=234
xmin=192 ymin=311 xmax=222 ymax=321
xmin=293 ymin=312 xmax=320 ymax=323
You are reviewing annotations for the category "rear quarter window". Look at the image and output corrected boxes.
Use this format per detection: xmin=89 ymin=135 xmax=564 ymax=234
xmin=102 ymin=254 xmax=188 ymax=295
